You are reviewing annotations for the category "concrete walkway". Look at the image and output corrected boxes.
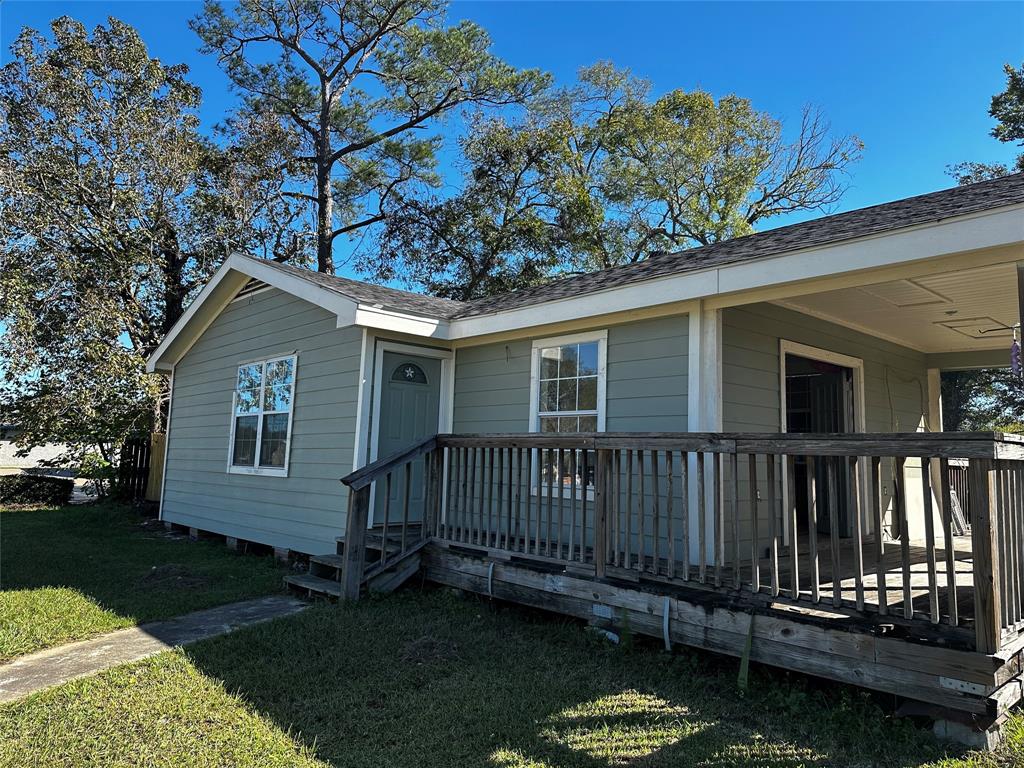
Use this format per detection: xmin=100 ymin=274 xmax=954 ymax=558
xmin=0 ymin=595 xmax=308 ymax=703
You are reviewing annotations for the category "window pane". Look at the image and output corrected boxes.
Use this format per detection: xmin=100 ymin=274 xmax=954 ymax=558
xmin=540 ymin=348 xmax=560 ymax=379
xmin=540 ymin=380 xmax=558 ymax=413
xmin=577 ymin=376 xmax=597 ymax=411
xmin=232 ymin=415 xmax=258 ymax=466
xmin=263 ymin=384 xmax=292 ymax=412
xmin=578 ymin=342 xmax=599 ymax=376
xmin=557 ymin=378 xmax=577 ymax=411
xmin=259 ymin=413 xmax=289 ymax=468
xmin=540 ymin=416 xmax=559 ymax=433
xmin=558 ymin=416 xmax=580 ymax=432
xmin=265 ymin=358 xmax=294 ymax=387
xmin=578 ymin=415 xmax=597 ymax=432
xmin=237 ymin=364 xmax=262 ymax=390
xmin=557 ymin=344 xmax=578 ymax=378
xmin=235 ymin=388 xmax=261 ymax=415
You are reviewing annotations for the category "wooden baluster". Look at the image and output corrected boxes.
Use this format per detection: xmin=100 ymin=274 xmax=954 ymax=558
xmin=749 ymin=453 xmax=759 ymax=593
xmin=637 ymin=450 xmax=646 ymax=573
xmin=714 ymin=453 xmax=724 ymax=587
xmin=556 ymin=447 xmax=565 ymax=559
xmin=533 ymin=448 xmax=543 ymax=556
xmin=971 ymin=458 xmax=1001 ymax=652
xmin=698 ymin=453 xmax=707 ymax=584
xmin=725 ymin=452 xmax=737 ymax=589
xmin=525 ymin=448 xmax=534 ymax=555
xmin=849 ymin=456 xmax=864 ymax=612
xmin=767 ymin=453 xmax=779 ymax=598
xmin=827 ymin=457 xmax=842 ymax=608
xmin=515 ymin=447 xmax=524 ymax=552
xmin=681 ymin=452 xmax=690 ymax=581
xmin=652 ymin=449 xmax=661 ymax=575
xmin=869 ymin=456 xmax=887 ymax=615
xmin=807 ymin=456 xmax=820 ymax=604
xmin=666 ymin=450 xmax=675 ymax=579
xmin=595 ymin=449 xmax=610 ymax=577
xmin=939 ymin=457 xmax=958 ymax=625
xmin=895 ymin=457 xmax=913 ymax=620
xmin=443 ymin=447 xmax=455 ymax=540
xmin=580 ymin=449 xmax=589 ymax=563
xmin=997 ymin=463 xmax=1011 ymax=627
xmin=569 ymin=449 xmax=578 ymax=562
xmin=482 ymin=447 xmax=492 ymax=547
xmin=506 ymin=447 xmax=514 ymax=553
xmin=495 ymin=446 xmax=503 ymax=550
xmin=545 ymin=448 xmax=554 ymax=556
xmin=471 ymin=448 xmax=479 ymax=544
xmin=609 ymin=450 xmax=617 ymax=567
xmin=381 ymin=471 xmax=392 ymax=566
xmin=1011 ymin=466 xmax=1019 ymax=626
xmin=921 ymin=457 xmax=940 ymax=623
xmin=625 ymin=450 xmax=634 ymax=570
xmin=786 ymin=454 xmax=799 ymax=600
xmin=401 ymin=461 xmax=411 ymax=553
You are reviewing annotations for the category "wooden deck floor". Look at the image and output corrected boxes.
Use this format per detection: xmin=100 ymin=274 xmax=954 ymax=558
xmin=756 ymin=534 xmax=976 ymax=623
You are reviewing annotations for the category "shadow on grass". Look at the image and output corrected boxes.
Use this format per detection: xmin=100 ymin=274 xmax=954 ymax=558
xmin=181 ymin=587 xmax=963 ymax=768
xmin=0 ymin=503 xmax=285 ymax=659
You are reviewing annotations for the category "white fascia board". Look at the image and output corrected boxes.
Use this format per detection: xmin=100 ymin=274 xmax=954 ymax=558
xmin=448 ymin=272 xmax=718 ymax=339
xmin=352 ymin=305 xmax=450 ymax=338
xmin=447 ymin=204 xmax=1024 ymax=341
xmin=715 ymin=205 xmax=1024 ymax=297
xmin=146 ymin=256 xmax=240 ymax=373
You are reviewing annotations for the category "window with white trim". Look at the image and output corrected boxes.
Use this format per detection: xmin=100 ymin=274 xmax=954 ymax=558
xmin=531 ymin=331 xmax=607 ymax=494
xmin=229 ymin=355 xmax=296 ymax=475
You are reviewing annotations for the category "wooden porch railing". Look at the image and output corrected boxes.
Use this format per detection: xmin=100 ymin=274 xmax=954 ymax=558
xmin=344 ymin=431 xmax=1024 ymax=653
xmin=340 ymin=435 xmax=442 ymax=600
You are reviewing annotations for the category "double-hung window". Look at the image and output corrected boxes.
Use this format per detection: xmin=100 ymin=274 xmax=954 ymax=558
xmin=530 ymin=331 xmax=607 ymax=494
xmin=229 ymin=355 xmax=296 ymax=476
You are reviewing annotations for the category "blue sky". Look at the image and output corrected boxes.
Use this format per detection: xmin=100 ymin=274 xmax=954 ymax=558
xmin=2 ymin=1 xmax=1022 ymax=279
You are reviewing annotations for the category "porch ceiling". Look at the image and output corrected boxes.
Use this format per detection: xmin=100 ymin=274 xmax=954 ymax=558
xmin=777 ymin=260 xmax=1021 ymax=354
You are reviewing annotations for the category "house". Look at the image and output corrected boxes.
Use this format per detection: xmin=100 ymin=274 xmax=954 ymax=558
xmin=0 ymin=425 xmax=71 ymax=477
xmin=148 ymin=173 xmax=1024 ymax=747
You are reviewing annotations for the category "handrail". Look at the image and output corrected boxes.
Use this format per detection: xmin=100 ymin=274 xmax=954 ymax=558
xmin=437 ymin=431 xmax=1020 ymax=459
xmin=341 ymin=435 xmax=437 ymax=490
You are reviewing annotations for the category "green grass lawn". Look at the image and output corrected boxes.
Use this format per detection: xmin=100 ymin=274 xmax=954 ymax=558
xmin=0 ymin=501 xmax=286 ymax=661
xmin=2 ymin=588 xmax=1021 ymax=767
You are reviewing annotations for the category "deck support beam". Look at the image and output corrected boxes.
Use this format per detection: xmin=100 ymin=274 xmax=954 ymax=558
xmin=687 ymin=303 xmax=722 ymax=566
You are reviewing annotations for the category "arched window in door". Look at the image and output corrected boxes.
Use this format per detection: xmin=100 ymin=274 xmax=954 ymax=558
xmin=391 ymin=361 xmax=428 ymax=384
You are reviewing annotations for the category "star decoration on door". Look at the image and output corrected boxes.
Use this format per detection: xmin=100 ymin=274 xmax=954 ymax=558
xmin=390 ymin=362 xmax=427 ymax=384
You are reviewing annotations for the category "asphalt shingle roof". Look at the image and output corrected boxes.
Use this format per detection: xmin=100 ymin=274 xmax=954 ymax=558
xmin=260 ymin=173 xmax=1024 ymax=321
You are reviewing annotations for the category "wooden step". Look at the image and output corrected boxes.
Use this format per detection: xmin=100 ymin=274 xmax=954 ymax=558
xmin=366 ymin=552 xmax=422 ymax=594
xmin=310 ymin=553 xmax=345 ymax=570
xmin=284 ymin=573 xmax=342 ymax=598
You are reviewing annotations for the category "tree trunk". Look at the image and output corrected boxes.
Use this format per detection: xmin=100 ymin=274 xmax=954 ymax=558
xmin=316 ymin=161 xmax=334 ymax=274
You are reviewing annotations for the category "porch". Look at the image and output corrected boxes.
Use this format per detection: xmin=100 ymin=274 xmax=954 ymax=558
xmin=326 ymin=430 xmax=1024 ymax=747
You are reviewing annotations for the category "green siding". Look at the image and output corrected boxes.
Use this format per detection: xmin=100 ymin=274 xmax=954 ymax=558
xmin=722 ymin=303 xmax=930 ymax=551
xmin=162 ymin=288 xmax=362 ymax=554
xmin=723 ymin=303 xmax=928 ymax=434
xmin=452 ymin=315 xmax=689 ymax=433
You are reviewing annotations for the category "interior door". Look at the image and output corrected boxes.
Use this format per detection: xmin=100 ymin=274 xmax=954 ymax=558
xmin=373 ymin=351 xmax=442 ymax=526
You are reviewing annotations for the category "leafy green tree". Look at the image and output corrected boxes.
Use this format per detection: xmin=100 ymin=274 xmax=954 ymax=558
xmin=0 ymin=17 xmax=294 ymax=464
xmin=369 ymin=62 xmax=862 ymax=299
xmin=948 ymin=62 xmax=1024 ymax=185
xmin=942 ymin=368 xmax=1024 ymax=433
xmin=192 ymin=0 xmax=549 ymax=275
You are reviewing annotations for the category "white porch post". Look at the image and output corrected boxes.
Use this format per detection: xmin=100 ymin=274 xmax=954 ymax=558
xmin=926 ymin=367 xmax=946 ymax=540
xmin=688 ymin=303 xmax=723 ymax=565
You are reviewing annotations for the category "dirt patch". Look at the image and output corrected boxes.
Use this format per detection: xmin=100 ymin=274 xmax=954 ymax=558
xmin=399 ymin=635 xmax=460 ymax=666
xmin=139 ymin=564 xmax=210 ymax=590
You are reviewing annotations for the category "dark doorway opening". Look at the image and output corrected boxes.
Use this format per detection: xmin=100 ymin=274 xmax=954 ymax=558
xmin=784 ymin=353 xmax=855 ymax=538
